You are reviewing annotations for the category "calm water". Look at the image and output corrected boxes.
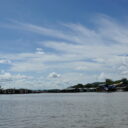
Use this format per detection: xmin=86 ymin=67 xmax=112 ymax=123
xmin=0 ymin=92 xmax=128 ymax=128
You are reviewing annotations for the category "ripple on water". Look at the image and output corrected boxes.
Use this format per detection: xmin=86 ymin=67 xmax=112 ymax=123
xmin=0 ymin=92 xmax=128 ymax=128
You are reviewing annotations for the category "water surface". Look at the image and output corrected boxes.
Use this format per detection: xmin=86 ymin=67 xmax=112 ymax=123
xmin=0 ymin=92 xmax=128 ymax=128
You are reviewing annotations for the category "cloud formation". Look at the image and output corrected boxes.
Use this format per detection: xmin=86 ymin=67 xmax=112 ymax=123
xmin=0 ymin=59 xmax=11 ymax=64
xmin=48 ymin=72 xmax=61 ymax=78
xmin=1 ymin=15 xmax=128 ymax=89
xmin=0 ymin=71 xmax=30 ymax=82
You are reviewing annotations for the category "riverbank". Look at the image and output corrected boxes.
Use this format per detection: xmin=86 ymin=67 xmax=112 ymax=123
xmin=0 ymin=87 xmax=128 ymax=94
xmin=0 ymin=78 xmax=128 ymax=94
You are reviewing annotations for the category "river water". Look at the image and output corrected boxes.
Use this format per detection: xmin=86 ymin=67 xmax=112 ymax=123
xmin=0 ymin=92 xmax=128 ymax=128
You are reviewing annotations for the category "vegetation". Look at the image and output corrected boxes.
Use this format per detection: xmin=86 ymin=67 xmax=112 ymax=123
xmin=0 ymin=78 xmax=128 ymax=94
xmin=71 ymin=78 xmax=128 ymax=89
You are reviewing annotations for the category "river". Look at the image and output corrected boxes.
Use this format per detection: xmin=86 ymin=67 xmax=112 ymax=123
xmin=0 ymin=92 xmax=128 ymax=128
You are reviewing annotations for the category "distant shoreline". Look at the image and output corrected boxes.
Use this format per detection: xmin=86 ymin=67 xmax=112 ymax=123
xmin=0 ymin=87 xmax=127 ymax=95
xmin=1 ymin=78 xmax=128 ymax=94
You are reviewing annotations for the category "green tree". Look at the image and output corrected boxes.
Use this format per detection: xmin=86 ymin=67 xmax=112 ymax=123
xmin=72 ymin=83 xmax=84 ymax=88
xmin=105 ymin=79 xmax=113 ymax=85
xmin=121 ymin=78 xmax=128 ymax=85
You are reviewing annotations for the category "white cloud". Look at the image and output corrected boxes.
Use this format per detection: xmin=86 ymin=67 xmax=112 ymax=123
xmin=35 ymin=48 xmax=45 ymax=55
xmin=48 ymin=72 xmax=61 ymax=78
xmin=98 ymin=72 xmax=107 ymax=81
xmin=0 ymin=59 xmax=11 ymax=64
xmin=0 ymin=71 xmax=30 ymax=82
xmin=10 ymin=62 xmax=46 ymax=72
xmin=1 ymin=15 xmax=128 ymax=89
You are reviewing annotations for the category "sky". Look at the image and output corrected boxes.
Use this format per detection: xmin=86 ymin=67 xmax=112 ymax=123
xmin=0 ymin=0 xmax=128 ymax=89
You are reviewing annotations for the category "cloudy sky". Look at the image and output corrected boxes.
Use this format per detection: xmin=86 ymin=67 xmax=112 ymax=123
xmin=0 ymin=0 xmax=128 ymax=89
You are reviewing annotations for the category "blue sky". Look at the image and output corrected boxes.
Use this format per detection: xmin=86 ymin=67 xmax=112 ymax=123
xmin=0 ymin=0 xmax=128 ymax=89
